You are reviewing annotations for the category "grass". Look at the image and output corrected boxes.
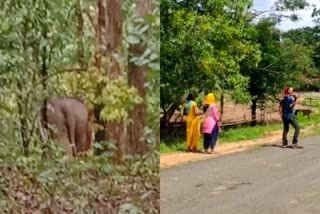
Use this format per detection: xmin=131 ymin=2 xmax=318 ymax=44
xmin=160 ymin=136 xmax=187 ymax=153
xmin=160 ymin=125 xmax=281 ymax=154
xmin=160 ymin=113 xmax=320 ymax=154
xmin=301 ymin=98 xmax=320 ymax=108
xmin=218 ymin=124 xmax=281 ymax=143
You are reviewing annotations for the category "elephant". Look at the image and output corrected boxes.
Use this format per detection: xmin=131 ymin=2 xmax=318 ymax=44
xmin=42 ymin=96 xmax=92 ymax=156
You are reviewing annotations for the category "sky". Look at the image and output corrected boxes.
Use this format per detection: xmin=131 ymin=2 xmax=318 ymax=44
xmin=253 ymin=0 xmax=320 ymax=31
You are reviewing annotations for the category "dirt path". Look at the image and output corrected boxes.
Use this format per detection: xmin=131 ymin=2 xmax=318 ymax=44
xmin=160 ymin=125 xmax=316 ymax=169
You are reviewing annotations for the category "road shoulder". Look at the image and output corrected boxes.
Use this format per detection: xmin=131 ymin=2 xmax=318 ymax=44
xmin=160 ymin=125 xmax=317 ymax=169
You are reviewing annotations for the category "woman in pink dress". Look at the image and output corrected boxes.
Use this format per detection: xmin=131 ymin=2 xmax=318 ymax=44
xmin=202 ymin=93 xmax=221 ymax=154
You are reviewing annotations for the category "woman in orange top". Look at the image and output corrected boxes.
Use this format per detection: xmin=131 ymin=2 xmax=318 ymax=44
xmin=184 ymin=93 xmax=201 ymax=152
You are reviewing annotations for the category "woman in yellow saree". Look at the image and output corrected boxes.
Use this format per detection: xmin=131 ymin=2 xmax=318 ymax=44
xmin=184 ymin=93 xmax=201 ymax=152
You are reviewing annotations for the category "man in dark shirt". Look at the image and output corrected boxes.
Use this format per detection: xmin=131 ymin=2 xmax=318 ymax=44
xmin=278 ymin=87 xmax=300 ymax=148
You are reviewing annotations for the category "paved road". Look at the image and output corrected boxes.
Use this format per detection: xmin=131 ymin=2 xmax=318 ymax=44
xmin=161 ymin=135 xmax=320 ymax=214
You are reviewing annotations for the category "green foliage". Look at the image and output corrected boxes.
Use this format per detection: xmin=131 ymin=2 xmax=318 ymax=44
xmin=274 ymin=0 xmax=309 ymax=11
xmin=241 ymin=18 xmax=315 ymax=103
xmin=161 ymin=0 xmax=260 ymax=110
xmin=255 ymin=0 xmax=310 ymax=22
xmin=56 ymin=70 xmax=143 ymax=124
xmin=0 ymin=0 xmax=79 ymax=71
xmin=130 ymin=0 xmax=160 ymax=136
xmin=301 ymin=98 xmax=320 ymax=108
xmin=283 ymin=26 xmax=320 ymax=86
xmin=55 ymin=0 xmax=160 ymax=132
xmin=160 ymin=139 xmax=186 ymax=153
xmin=219 ymin=125 xmax=281 ymax=143
xmin=295 ymin=112 xmax=320 ymax=128
xmin=313 ymin=7 xmax=320 ymax=25
xmin=0 ymin=0 xmax=80 ymax=150
xmin=99 ymin=77 xmax=143 ymax=124
xmin=160 ymin=0 xmax=315 ymax=126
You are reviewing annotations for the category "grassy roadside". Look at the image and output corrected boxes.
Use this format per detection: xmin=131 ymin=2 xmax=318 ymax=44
xmin=160 ymin=113 xmax=320 ymax=154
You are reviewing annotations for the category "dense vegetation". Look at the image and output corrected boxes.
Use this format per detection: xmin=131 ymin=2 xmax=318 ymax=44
xmin=0 ymin=0 xmax=159 ymax=213
xmin=161 ymin=0 xmax=320 ymax=125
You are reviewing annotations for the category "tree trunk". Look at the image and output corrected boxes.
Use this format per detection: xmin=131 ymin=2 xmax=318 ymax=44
xmin=92 ymin=0 xmax=124 ymax=162
xmin=104 ymin=0 xmax=124 ymax=163
xmin=127 ymin=0 xmax=153 ymax=155
xmin=160 ymin=105 xmax=176 ymax=128
xmin=41 ymin=1 xmax=49 ymax=155
xmin=160 ymin=106 xmax=167 ymax=129
xmin=128 ymin=48 xmax=146 ymax=154
xmin=94 ymin=0 xmax=106 ymax=68
xmin=220 ymin=93 xmax=224 ymax=123
xmin=92 ymin=0 xmax=107 ymax=154
xmin=77 ymin=0 xmax=85 ymax=67
xmin=93 ymin=106 xmax=105 ymax=155
xmin=251 ymin=98 xmax=258 ymax=126
xmin=41 ymin=38 xmax=48 ymax=130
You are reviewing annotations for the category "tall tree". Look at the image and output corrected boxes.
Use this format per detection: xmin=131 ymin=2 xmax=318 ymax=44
xmin=284 ymin=26 xmax=320 ymax=72
xmin=160 ymin=0 xmax=259 ymax=123
xmin=104 ymin=0 xmax=124 ymax=162
xmin=0 ymin=0 xmax=79 ymax=155
xmin=240 ymin=18 xmax=315 ymax=124
xmin=127 ymin=0 xmax=154 ymax=154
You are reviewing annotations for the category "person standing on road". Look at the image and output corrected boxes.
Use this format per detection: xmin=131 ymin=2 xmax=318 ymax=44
xmin=202 ymin=93 xmax=221 ymax=154
xmin=278 ymin=87 xmax=301 ymax=149
xmin=184 ymin=93 xmax=201 ymax=152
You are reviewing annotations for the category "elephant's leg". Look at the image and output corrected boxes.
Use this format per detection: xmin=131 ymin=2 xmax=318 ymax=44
xmin=55 ymin=134 xmax=75 ymax=156
xmin=65 ymin=116 xmax=77 ymax=156
xmin=75 ymin=115 xmax=88 ymax=152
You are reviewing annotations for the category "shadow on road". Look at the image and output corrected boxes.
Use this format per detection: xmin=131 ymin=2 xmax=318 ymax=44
xmin=261 ymin=144 xmax=304 ymax=149
xmin=261 ymin=144 xmax=283 ymax=148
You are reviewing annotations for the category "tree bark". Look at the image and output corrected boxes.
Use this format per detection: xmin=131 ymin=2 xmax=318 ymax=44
xmin=93 ymin=106 xmax=105 ymax=155
xmin=92 ymin=0 xmax=124 ymax=162
xmin=128 ymin=60 xmax=146 ymax=154
xmin=77 ymin=0 xmax=85 ymax=67
xmin=104 ymin=0 xmax=124 ymax=162
xmin=220 ymin=93 xmax=224 ymax=123
xmin=160 ymin=106 xmax=167 ymax=129
xmin=41 ymin=0 xmax=49 ymax=155
xmin=92 ymin=0 xmax=107 ymax=154
xmin=41 ymin=35 xmax=48 ymax=130
xmin=127 ymin=0 xmax=154 ymax=155
xmin=251 ymin=98 xmax=258 ymax=126
xmin=160 ymin=105 xmax=175 ymax=129
xmin=94 ymin=0 xmax=106 ymax=68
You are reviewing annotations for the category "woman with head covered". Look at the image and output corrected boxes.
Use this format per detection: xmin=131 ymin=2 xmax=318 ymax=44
xmin=184 ymin=93 xmax=201 ymax=152
xmin=202 ymin=93 xmax=221 ymax=154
